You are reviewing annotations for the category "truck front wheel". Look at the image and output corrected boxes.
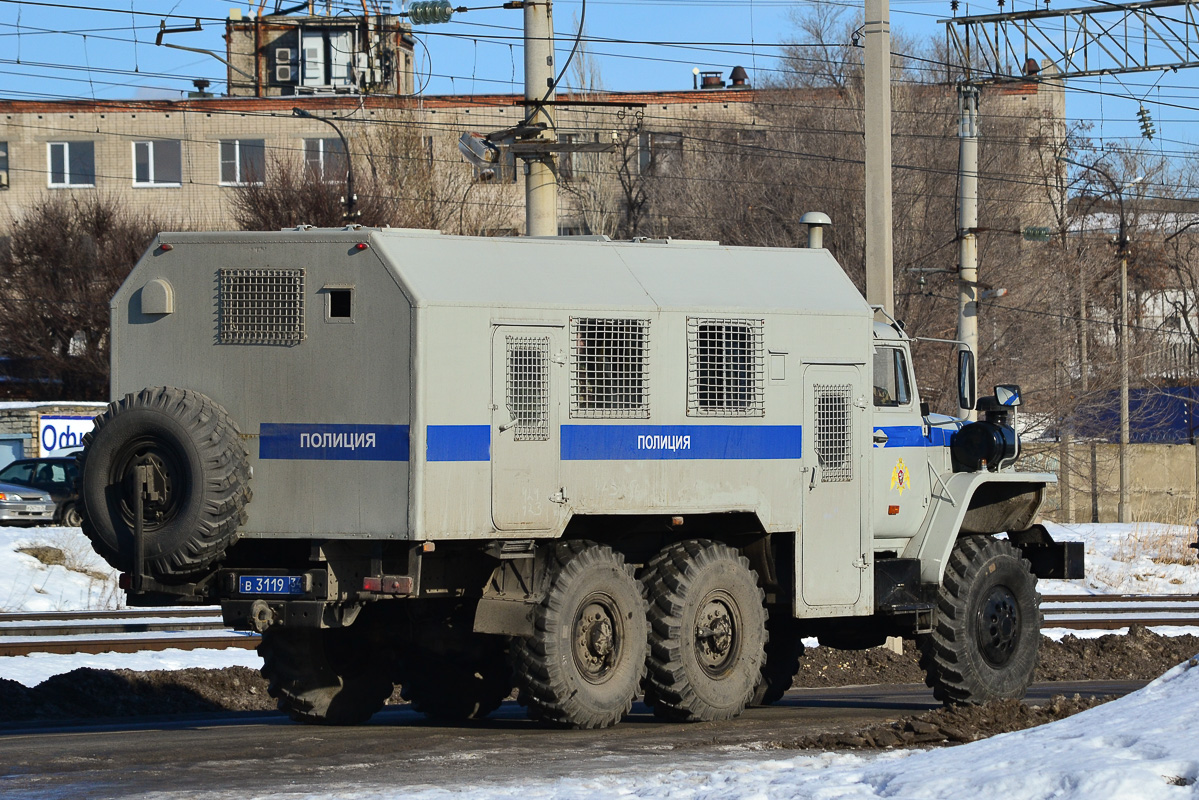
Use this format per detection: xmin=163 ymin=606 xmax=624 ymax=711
xmin=512 ymin=541 xmax=648 ymax=729
xmin=919 ymin=535 xmax=1041 ymax=705
xmin=641 ymin=540 xmax=767 ymax=721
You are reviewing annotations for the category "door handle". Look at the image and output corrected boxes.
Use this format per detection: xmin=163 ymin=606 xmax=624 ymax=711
xmin=873 ymin=430 xmax=889 ymax=444
xmin=497 ymin=417 xmax=518 ymax=432
xmin=808 ymin=462 xmax=822 ymax=490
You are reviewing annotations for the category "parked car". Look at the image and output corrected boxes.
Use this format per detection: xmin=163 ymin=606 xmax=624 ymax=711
xmin=0 ymin=457 xmax=81 ymax=526
xmin=0 ymin=479 xmax=56 ymax=526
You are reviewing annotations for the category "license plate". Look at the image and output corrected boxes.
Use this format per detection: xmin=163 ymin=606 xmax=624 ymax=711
xmin=239 ymin=575 xmax=305 ymax=595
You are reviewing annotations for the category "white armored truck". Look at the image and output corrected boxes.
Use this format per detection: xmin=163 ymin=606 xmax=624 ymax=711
xmin=79 ymin=227 xmax=1081 ymax=728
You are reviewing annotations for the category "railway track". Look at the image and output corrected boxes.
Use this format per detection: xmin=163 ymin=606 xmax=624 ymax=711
xmin=1 ymin=595 xmax=1196 ymax=657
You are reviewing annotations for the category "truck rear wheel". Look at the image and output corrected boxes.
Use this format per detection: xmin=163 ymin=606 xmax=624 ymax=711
xmin=919 ymin=535 xmax=1041 ymax=705
xmin=398 ymin=615 xmax=512 ymax=721
xmin=259 ymin=624 xmax=394 ymax=725
xmin=512 ymin=541 xmax=647 ymax=729
xmin=78 ymin=387 xmax=250 ymax=583
xmin=642 ymin=540 xmax=767 ymax=722
xmin=750 ymin=606 xmax=805 ymax=706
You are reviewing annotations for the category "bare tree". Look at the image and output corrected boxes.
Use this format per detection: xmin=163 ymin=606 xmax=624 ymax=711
xmin=0 ymin=195 xmax=164 ymax=400
xmin=230 ymin=110 xmax=517 ymax=235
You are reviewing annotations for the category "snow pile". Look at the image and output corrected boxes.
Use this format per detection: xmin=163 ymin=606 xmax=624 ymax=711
xmin=1041 ymin=522 xmax=1199 ymax=595
xmin=0 ymin=525 xmax=121 ymax=613
xmin=0 ymin=647 xmax=264 ymax=688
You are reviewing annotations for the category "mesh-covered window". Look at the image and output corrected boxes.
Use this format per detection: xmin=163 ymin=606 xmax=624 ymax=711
xmin=571 ymin=318 xmax=650 ymax=418
xmin=219 ymin=268 xmax=306 ymax=345
xmin=688 ymin=318 xmax=765 ymax=416
xmin=814 ymin=384 xmax=853 ymax=482
xmin=506 ymin=335 xmax=550 ymax=441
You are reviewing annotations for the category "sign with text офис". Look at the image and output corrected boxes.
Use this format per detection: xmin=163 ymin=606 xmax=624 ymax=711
xmin=39 ymin=415 xmax=96 ymax=457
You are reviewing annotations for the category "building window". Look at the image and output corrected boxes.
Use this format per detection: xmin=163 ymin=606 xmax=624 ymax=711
xmin=47 ymin=141 xmax=95 ymax=187
xmin=873 ymin=347 xmax=912 ymax=407
xmin=639 ymin=131 xmax=682 ymax=174
xmin=303 ymin=137 xmax=347 ymax=182
xmin=571 ymin=317 xmax=650 ymax=418
xmin=687 ymin=318 xmax=765 ymax=416
xmin=560 ymin=133 xmax=577 ymax=181
xmin=0 ymin=141 xmax=8 ymax=189
xmin=220 ymin=139 xmax=266 ymax=185
xmin=133 ymin=140 xmax=182 ymax=187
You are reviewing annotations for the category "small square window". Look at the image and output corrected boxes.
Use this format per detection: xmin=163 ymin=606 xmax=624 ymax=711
xmin=329 ymin=289 xmax=351 ymax=318
xmin=324 ymin=286 xmax=354 ymax=323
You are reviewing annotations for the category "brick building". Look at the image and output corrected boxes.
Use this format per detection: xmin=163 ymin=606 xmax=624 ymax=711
xmin=0 ymin=78 xmax=1063 ymax=234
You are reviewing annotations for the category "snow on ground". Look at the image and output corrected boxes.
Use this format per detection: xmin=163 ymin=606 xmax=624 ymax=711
xmin=1040 ymin=521 xmax=1199 ymax=595
xmin=0 ymin=526 xmax=121 ymax=613
xmin=160 ymin=657 xmax=1199 ymax=800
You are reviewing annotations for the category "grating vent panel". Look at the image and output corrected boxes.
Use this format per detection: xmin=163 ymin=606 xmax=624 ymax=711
xmin=688 ymin=318 xmax=765 ymax=416
xmin=570 ymin=318 xmax=650 ymax=418
xmin=814 ymin=383 xmax=853 ymax=482
xmin=506 ymin=335 xmax=550 ymax=441
xmin=219 ymin=268 xmax=305 ymax=345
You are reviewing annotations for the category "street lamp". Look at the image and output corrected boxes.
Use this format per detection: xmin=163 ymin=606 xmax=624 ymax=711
xmin=292 ymin=107 xmax=357 ymax=221
xmin=1059 ymin=156 xmax=1142 ymax=523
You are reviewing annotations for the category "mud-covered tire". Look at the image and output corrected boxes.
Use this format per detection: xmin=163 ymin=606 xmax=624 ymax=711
xmin=259 ymin=625 xmax=394 ymax=725
xmin=918 ymin=535 xmax=1042 ymax=705
xmin=60 ymin=504 xmax=83 ymax=528
xmin=512 ymin=541 xmax=648 ymax=729
xmin=642 ymin=540 xmax=767 ymax=722
xmin=399 ymin=633 xmax=512 ymax=721
xmin=750 ymin=606 xmax=805 ymax=706
xmin=78 ymin=387 xmax=250 ymax=583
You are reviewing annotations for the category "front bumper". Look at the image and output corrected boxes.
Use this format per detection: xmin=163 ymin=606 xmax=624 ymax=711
xmin=0 ymin=501 xmax=56 ymax=524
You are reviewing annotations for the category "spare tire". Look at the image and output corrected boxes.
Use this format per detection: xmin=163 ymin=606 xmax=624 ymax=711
xmin=78 ymin=387 xmax=251 ymax=584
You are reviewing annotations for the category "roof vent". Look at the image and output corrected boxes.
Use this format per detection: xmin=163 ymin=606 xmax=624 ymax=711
xmin=729 ymin=66 xmax=750 ymax=88
xmin=699 ymin=70 xmax=725 ymax=90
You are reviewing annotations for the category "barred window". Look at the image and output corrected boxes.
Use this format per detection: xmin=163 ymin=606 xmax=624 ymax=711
xmin=219 ymin=268 xmax=306 ymax=345
xmin=688 ymin=318 xmax=764 ymax=416
xmin=506 ymin=335 xmax=550 ymax=441
xmin=571 ymin=318 xmax=650 ymax=418
xmin=813 ymin=384 xmax=853 ymax=482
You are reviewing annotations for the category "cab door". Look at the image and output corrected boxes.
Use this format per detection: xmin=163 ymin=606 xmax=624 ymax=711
xmin=870 ymin=343 xmax=929 ymax=540
xmin=491 ymin=325 xmax=565 ymax=531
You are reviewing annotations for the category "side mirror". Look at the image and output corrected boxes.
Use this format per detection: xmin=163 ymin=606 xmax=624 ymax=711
xmin=958 ymin=349 xmax=976 ymax=411
xmin=995 ymin=384 xmax=1022 ymax=407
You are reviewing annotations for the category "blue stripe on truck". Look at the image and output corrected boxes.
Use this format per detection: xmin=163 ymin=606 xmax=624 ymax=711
xmin=873 ymin=425 xmax=955 ymax=448
xmin=427 ymin=425 xmax=491 ymax=462
xmin=259 ymin=423 xmax=409 ymax=461
xmin=560 ymin=424 xmax=803 ymax=461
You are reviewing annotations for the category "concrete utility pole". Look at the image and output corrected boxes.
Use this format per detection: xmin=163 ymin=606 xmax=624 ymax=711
xmin=524 ymin=1 xmax=558 ymax=237
xmin=864 ymin=0 xmax=894 ymax=316
xmin=956 ymin=86 xmax=980 ymax=421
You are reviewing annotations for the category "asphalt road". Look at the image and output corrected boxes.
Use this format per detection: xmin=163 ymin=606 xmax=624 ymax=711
xmin=0 ymin=680 xmax=1144 ymax=800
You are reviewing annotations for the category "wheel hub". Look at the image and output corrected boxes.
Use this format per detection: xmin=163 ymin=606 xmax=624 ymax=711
xmin=977 ymin=585 xmax=1020 ymax=666
xmin=695 ymin=595 xmax=738 ymax=676
xmin=573 ymin=598 xmax=619 ymax=683
xmin=113 ymin=438 xmax=184 ymax=530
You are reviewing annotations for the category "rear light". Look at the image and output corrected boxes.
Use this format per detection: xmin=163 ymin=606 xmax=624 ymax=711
xmin=118 ymin=573 xmax=131 ymax=590
xmin=354 ymin=242 xmax=369 ymax=251
xmin=0 ymin=493 xmax=7 ymax=501
xmin=363 ymin=575 xmax=413 ymax=595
